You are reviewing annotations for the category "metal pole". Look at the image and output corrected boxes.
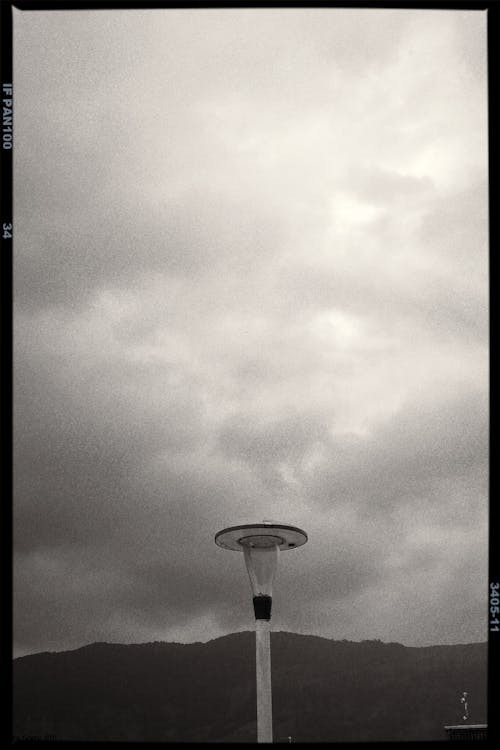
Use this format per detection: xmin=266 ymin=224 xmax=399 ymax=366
xmin=256 ymin=618 xmax=272 ymax=742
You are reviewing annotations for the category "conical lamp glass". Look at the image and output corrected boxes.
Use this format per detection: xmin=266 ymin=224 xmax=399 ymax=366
xmin=240 ymin=533 xmax=281 ymax=619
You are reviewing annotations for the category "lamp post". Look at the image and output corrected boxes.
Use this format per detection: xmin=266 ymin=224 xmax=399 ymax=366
xmin=215 ymin=522 xmax=308 ymax=743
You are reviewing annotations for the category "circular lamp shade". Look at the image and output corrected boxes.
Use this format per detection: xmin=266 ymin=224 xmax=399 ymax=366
xmin=215 ymin=522 xmax=308 ymax=551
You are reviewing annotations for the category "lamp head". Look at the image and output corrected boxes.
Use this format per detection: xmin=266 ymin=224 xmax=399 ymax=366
xmin=215 ymin=522 xmax=308 ymax=621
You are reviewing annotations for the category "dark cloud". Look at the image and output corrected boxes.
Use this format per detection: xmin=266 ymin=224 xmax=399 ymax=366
xmin=306 ymin=389 xmax=487 ymax=512
xmin=219 ymin=412 xmax=331 ymax=474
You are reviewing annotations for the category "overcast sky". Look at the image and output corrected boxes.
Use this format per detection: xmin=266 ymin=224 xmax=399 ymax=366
xmin=13 ymin=8 xmax=488 ymax=657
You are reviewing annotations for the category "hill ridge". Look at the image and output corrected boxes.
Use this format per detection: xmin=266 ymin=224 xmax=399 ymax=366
xmin=14 ymin=629 xmax=487 ymax=660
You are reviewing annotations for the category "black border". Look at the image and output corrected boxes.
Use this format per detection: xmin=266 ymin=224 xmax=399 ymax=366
xmin=8 ymin=1 xmax=493 ymax=9
xmin=2 ymin=1 xmax=497 ymax=746
xmin=487 ymin=4 xmax=499 ymax=747
xmin=1 ymin=2 xmax=13 ymax=750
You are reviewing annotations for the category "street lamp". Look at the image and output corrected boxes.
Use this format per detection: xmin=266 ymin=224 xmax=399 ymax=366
xmin=215 ymin=521 xmax=308 ymax=743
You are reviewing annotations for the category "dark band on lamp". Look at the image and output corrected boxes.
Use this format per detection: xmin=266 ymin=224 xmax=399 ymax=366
xmin=253 ymin=595 xmax=272 ymax=620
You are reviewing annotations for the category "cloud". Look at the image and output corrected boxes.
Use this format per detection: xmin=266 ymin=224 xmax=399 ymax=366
xmin=13 ymin=8 xmax=487 ymax=656
xmin=306 ymin=387 xmax=487 ymax=511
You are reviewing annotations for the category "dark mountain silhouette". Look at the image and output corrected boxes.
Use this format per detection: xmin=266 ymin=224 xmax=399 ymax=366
xmin=13 ymin=632 xmax=486 ymax=742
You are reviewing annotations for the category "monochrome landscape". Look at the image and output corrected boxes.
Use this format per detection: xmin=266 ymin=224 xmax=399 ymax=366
xmin=13 ymin=7 xmax=488 ymax=742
